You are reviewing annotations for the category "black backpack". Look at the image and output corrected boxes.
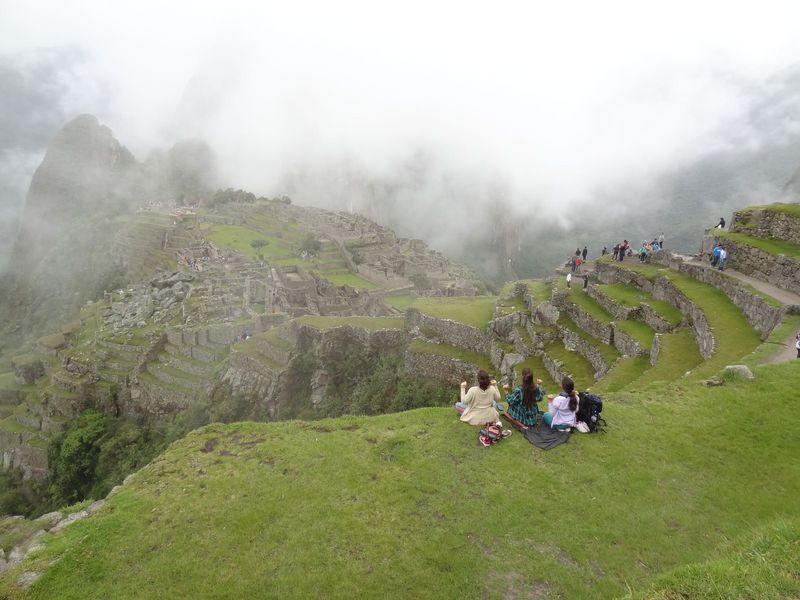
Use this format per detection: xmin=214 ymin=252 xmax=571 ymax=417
xmin=577 ymin=392 xmax=605 ymax=432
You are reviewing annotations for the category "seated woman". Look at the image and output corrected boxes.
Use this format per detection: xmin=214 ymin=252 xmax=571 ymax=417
xmin=502 ymin=367 xmax=544 ymax=427
xmin=455 ymin=370 xmax=501 ymax=426
xmin=542 ymin=376 xmax=579 ymax=431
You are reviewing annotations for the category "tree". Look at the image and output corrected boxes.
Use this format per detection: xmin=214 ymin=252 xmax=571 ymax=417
xmin=409 ymin=272 xmax=433 ymax=290
xmin=300 ymin=236 xmax=322 ymax=257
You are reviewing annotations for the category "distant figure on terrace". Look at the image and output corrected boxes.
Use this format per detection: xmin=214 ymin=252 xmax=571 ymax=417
xmin=716 ymin=217 xmax=726 ymax=229
xmin=582 ymin=246 xmax=588 ymax=260
xmin=711 ymin=243 xmax=722 ymax=266
xmin=795 ymin=332 xmax=800 ymax=358
xmin=456 ymin=370 xmax=501 ymax=426
xmin=566 ymin=272 xmax=572 ymax=288
xmin=602 ymin=246 xmax=608 ymax=256
xmin=543 ymin=376 xmax=579 ymax=432
xmin=717 ymin=246 xmax=728 ymax=271
xmin=658 ymin=232 xmax=665 ymax=248
xmin=502 ymin=367 xmax=544 ymax=427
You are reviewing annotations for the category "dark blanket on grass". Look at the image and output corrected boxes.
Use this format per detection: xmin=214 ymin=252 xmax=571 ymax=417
xmin=518 ymin=424 xmax=570 ymax=450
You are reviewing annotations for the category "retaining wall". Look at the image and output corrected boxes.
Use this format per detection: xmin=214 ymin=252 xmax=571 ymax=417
xmin=405 ymin=309 xmax=490 ymax=354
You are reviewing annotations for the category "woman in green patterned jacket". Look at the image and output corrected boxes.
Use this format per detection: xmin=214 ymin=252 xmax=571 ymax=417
xmin=502 ymin=367 xmax=544 ymax=427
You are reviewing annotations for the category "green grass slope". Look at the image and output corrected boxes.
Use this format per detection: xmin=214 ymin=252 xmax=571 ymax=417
xmin=5 ymin=362 xmax=800 ymax=599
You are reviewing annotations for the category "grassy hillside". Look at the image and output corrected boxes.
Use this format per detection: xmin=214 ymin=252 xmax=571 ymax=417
xmin=4 ymin=361 xmax=799 ymax=599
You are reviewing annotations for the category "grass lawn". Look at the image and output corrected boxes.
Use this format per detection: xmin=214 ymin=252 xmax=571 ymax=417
xmin=495 ymin=295 xmax=528 ymax=316
xmin=593 ymin=355 xmax=651 ymax=393
xmin=9 ymin=362 xmax=800 ymax=599
xmin=562 ymin=287 xmax=615 ymax=325
xmin=543 ymin=340 xmax=597 ymax=386
xmin=742 ymin=313 xmax=800 ymax=366
xmin=407 ymin=339 xmax=493 ymax=372
xmin=615 ymin=319 xmax=655 ymax=350
xmin=296 ymin=316 xmax=405 ymax=331
xmin=715 ymin=230 xmax=800 ymax=260
xmin=513 ymin=355 xmax=550 ymax=389
xmin=384 ymin=294 xmax=416 ymax=311
xmin=630 ymin=328 xmax=703 ymax=388
xmin=410 ymin=296 xmax=497 ymax=329
xmin=499 ymin=279 xmax=550 ymax=305
xmin=204 ymin=224 xmax=294 ymax=260
xmin=322 ymin=272 xmax=378 ymax=290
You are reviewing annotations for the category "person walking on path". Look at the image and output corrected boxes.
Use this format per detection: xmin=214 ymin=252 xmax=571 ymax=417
xmin=796 ymin=333 xmax=800 ymax=358
xmin=566 ymin=272 xmax=572 ymax=288
xmin=583 ymin=274 xmax=589 ymax=290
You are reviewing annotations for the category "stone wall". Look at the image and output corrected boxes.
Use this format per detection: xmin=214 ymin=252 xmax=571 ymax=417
xmin=403 ymin=349 xmax=481 ymax=387
xmin=731 ymin=208 xmax=800 ymax=245
xmin=558 ymin=325 xmax=610 ymax=378
xmin=705 ymin=235 xmax=800 ymax=295
xmin=539 ymin=349 xmax=568 ymax=386
xmin=639 ymin=304 xmax=676 ymax=334
xmin=587 ymin=287 xmax=637 ymax=320
xmin=558 ymin=302 xmax=613 ymax=345
xmin=405 ymin=309 xmax=490 ymax=354
xmin=650 ymin=334 xmax=661 ymax=366
xmin=0 ymin=432 xmax=48 ymax=480
xmin=611 ymin=325 xmax=649 ymax=357
xmin=491 ymin=311 xmax=529 ymax=339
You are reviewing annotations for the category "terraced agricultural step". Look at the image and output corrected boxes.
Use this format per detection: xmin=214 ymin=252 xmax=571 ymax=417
xmin=137 ymin=371 xmax=197 ymax=406
xmin=97 ymin=339 xmax=150 ymax=354
xmin=43 ymin=384 xmax=86 ymax=418
xmin=50 ymin=370 xmax=90 ymax=394
xmin=540 ymin=341 xmax=597 ymax=387
xmin=104 ymin=356 xmax=139 ymax=372
xmin=98 ymin=368 xmax=131 ymax=387
xmin=159 ymin=348 xmax=216 ymax=377
xmin=146 ymin=363 xmax=206 ymax=390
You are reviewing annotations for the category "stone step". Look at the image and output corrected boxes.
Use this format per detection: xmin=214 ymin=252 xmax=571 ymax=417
xmin=146 ymin=362 xmax=205 ymax=390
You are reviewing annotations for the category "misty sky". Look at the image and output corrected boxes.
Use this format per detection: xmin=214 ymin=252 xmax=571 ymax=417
xmin=3 ymin=0 xmax=800 ymax=237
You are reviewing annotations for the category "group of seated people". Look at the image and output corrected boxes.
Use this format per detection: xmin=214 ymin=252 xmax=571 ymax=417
xmin=638 ymin=239 xmax=662 ymax=262
xmin=455 ymin=368 xmax=579 ymax=432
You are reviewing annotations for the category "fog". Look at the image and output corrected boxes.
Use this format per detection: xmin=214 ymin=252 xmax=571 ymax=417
xmin=3 ymin=0 xmax=800 ymax=272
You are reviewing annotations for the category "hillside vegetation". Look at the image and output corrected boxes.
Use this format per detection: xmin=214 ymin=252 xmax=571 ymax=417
xmin=1 ymin=362 xmax=798 ymax=599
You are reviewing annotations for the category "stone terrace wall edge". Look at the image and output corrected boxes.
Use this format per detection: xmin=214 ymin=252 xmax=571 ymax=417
xmin=405 ymin=309 xmax=491 ymax=354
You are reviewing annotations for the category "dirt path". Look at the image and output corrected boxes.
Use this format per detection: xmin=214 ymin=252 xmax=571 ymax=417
xmin=686 ymin=259 xmax=800 ymax=364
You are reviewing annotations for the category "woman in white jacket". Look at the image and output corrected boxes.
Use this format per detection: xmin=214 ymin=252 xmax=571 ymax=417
xmin=543 ymin=376 xmax=579 ymax=431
